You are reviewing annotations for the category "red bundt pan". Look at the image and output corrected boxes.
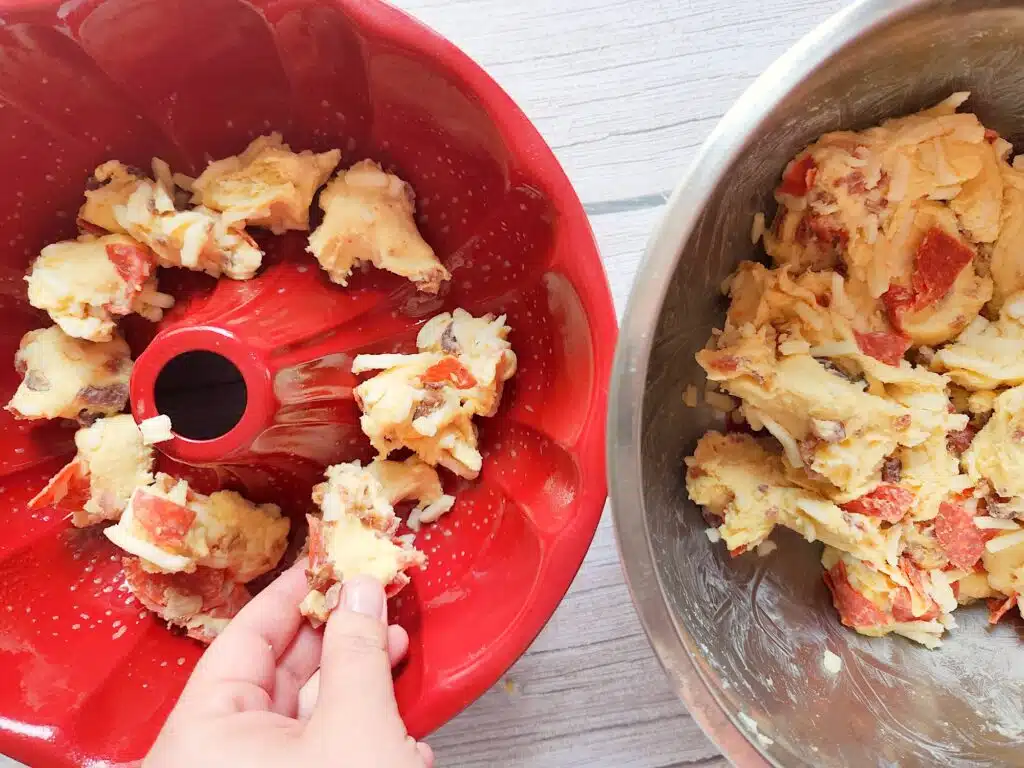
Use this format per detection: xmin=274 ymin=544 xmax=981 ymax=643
xmin=0 ymin=1 xmax=616 ymax=765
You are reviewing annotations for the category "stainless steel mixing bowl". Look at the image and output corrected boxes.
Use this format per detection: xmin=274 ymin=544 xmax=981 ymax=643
xmin=610 ymin=1 xmax=1024 ymax=765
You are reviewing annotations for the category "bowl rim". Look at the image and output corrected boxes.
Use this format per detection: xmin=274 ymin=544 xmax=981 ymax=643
xmin=606 ymin=0 xmax=943 ymax=764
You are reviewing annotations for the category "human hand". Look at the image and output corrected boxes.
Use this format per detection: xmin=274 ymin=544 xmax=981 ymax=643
xmin=145 ymin=565 xmax=433 ymax=768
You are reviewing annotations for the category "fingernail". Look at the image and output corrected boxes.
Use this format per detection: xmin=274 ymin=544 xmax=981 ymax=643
xmin=341 ymin=576 xmax=385 ymax=618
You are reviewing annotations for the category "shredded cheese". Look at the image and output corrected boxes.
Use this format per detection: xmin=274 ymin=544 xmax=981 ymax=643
xmin=986 ymin=529 xmax=1024 ymax=552
xmin=759 ymin=413 xmax=803 ymax=468
xmin=973 ymin=516 xmax=1020 ymax=530
xmin=750 ymin=212 xmax=766 ymax=245
xmin=139 ymin=414 xmax=174 ymax=445
xmin=683 ymin=385 xmax=699 ymax=408
xmin=808 ymin=340 xmax=859 ymax=358
xmin=704 ymin=390 xmax=736 ymax=413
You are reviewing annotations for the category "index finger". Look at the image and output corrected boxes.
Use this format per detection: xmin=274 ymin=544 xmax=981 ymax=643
xmin=180 ymin=563 xmax=310 ymax=713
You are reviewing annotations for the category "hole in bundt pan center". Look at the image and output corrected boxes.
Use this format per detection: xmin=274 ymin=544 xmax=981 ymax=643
xmin=153 ymin=351 xmax=247 ymax=441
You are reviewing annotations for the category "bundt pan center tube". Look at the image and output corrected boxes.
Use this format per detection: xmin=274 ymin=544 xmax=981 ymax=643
xmin=132 ymin=325 xmax=271 ymax=462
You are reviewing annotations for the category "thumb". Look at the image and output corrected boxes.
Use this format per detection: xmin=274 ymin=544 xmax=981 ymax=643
xmin=308 ymin=576 xmax=408 ymax=744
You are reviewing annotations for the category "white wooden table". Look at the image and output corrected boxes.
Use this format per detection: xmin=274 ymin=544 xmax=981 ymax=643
xmin=404 ymin=1 xmax=847 ymax=765
xmin=0 ymin=2 xmax=848 ymax=766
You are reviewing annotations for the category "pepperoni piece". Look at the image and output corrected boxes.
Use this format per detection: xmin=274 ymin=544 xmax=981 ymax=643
xmin=123 ymin=557 xmax=249 ymax=644
xmin=77 ymin=383 xmax=130 ymax=409
xmin=123 ymin=558 xmax=177 ymax=612
xmin=892 ymin=557 xmax=940 ymax=622
xmin=912 ymin=228 xmax=975 ymax=309
xmin=899 ymin=556 xmax=927 ymax=593
xmin=984 ymin=128 xmax=1000 ymax=144
xmin=840 ymin=484 xmax=915 ymax=523
xmin=131 ymin=490 xmax=196 ymax=548
xmin=883 ymin=227 xmax=975 ymax=327
xmin=106 ymin=242 xmax=154 ymax=293
xmin=807 ymin=216 xmax=849 ymax=248
xmin=835 ymin=170 xmax=868 ymax=194
xmin=823 ymin=560 xmax=890 ymax=629
xmin=854 ymin=330 xmax=912 ymax=366
xmin=305 ymin=515 xmax=337 ymax=593
xmin=987 ymin=594 xmax=1018 ymax=625
xmin=892 ymin=589 xmax=940 ymax=622
xmin=77 ymin=219 xmax=108 ymax=237
xmin=778 ymin=154 xmax=817 ymax=197
xmin=881 ymin=457 xmax=902 ymax=484
xmin=123 ymin=557 xmax=231 ymax=611
xmin=892 ymin=589 xmax=939 ymax=622
xmin=705 ymin=354 xmax=740 ymax=375
xmin=184 ymin=581 xmax=251 ymax=643
xmin=946 ymin=425 xmax=977 ymax=457
xmin=796 ymin=215 xmax=849 ymax=249
xmin=214 ymin=581 xmax=251 ymax=617
xmin=978 ymin=526 xmax=1004 ymax=544
xmin=881 ymin=285 xmax=915 ymax=333
xmin=28 ymin=459 xmax=92 ymax=513
xmin=934 ymin=501 xmax=986 ymax=571
xmin=306 ymin=515 xmax=328 ymax=573
xmin=421 ymin=357 xmax=477 ymax=389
